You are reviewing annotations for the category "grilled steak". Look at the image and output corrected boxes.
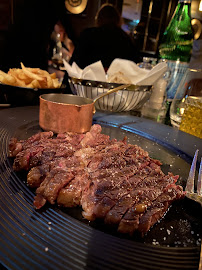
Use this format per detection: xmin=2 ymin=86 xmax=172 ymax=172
xmin=9 ymin=124 xmax=185 ymax=235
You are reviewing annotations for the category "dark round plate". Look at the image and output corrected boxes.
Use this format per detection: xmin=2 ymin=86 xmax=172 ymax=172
xmin=0 ymin=82 xmax=66 ymax=107
xmin=0 ymin=106 xmax=201 ymax=270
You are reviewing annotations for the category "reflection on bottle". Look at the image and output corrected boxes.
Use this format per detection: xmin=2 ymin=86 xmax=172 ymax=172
xmin=158 ymin=0 xmax=194 ymax=100
xmin=165 ymin=60 xmax=189 ymax=100
xmin=52 ymin=33 xmax=63 ymax=68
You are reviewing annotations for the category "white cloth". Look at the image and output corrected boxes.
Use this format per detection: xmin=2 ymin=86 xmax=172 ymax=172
xmin=63 ymin=58 xmax=168 ymax=85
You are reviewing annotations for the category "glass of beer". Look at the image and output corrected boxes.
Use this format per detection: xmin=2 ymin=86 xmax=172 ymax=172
xmin=179 ymin=96 xmax=202 ymax=139
xmin=170 ymin=68 xmax=202 ymax=128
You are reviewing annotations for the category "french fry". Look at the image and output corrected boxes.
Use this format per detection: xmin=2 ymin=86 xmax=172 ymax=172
xmin=9 ymin=69 xmax=32 ymax=85
xmin=26 ymin=79 xmax=41 ymax=89
xmin=8 ymin=69 xmax=26 ymax=87
xmin=0 ymin=70 xmax=16 ymax=86
xmin=0 ymin=63 xmax=61 ymax=89
xmin=31 ymin=79 xmax=41 ymax=89
xmin=53 ymin=78 xmax=61 ymax=88
xmin=37 ymin=78 xmax=48 ymax=88
xmin=20 ymin=62 xmax=46 ymax=82
xmin=26 ymin=82 xmax=35 ymax=88
xmin=0 ymin=74 xmax=5 ymax=83
xmin=50 ymin=73 xmax=56 ymax=79
xmin=27 ymin=68 xmax=40 ymax=73
xmin=41 ymin=70 xmax=54 ymax=88
xmin=17 ymin=71 xmax=30 ymax=81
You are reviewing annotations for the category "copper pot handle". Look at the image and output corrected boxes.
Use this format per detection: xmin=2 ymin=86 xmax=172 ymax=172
xmin=93 ymin=84 xmax=131 ymax=104
xmin=191 ymin=19 xmax=202 ymax=40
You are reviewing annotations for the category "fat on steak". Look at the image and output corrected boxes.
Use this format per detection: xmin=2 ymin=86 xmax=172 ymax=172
xmin=9 ymin=124 xmax=185 ymax=235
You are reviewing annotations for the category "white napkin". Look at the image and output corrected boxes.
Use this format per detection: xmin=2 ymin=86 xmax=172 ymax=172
xmin=107 ymin=59 xmax=148 ymax=83
xmin=63 ymin=58 xmax=168 ymax=85
xmin=63 ymin=60 xmax=106 ymax=81
xmin=108 ymin=58 xmax=168 ymax=85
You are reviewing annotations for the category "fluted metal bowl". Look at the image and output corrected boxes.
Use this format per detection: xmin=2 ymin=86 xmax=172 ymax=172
xmin=68 ymin=77 xmax=153 ymax=112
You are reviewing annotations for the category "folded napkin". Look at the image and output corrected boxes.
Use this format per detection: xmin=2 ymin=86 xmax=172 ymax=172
xmin=63 ymin=58 xmax=168 ymax=85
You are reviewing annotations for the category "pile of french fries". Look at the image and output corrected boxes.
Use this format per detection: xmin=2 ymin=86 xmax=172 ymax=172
xmin=0 ymin=63 xmax=61 ymax=89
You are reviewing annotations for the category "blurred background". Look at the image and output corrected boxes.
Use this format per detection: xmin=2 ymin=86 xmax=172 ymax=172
xmin=0 ymin=0 xmax=201 ymax=71
xmin=0 ymin=0 xmax=174 ymax=65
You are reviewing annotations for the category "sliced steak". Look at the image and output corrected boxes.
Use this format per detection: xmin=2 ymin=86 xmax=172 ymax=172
xmin=138 ymin=184 xmax=185 ymax=233
xmin=81 ymin=168 xmax=132 ymax=221
xmin=9 ymin=124 xmax=186 ymax=235
xmin=57 ymin=169 xmax=89 ymax=208
xmin=117 ymin=174 xmax=183 ymax=235
xmin=34 ymin=167 xmax=75 ymax=209
xmin=27 ymin=163 xmax=50 ymax=188
xmin=8 ymin=131 xmax=54 ymax=157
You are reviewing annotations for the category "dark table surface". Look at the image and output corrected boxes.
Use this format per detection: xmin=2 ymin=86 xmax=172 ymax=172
xmin=0 ymin=106 xmax=201 ymax=270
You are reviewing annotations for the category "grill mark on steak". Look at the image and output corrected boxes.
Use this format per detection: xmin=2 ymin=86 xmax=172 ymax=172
xmin=83 ymin=159 xmax=166 ymax=225
xmin=27 ymin=164 xmax=50 ymax=188
xmin=33 ymin=155 xmax=84 ymax=208
xmin=138 ymin=184 xmax=185 ymax=233
xmin=32 ymin=124 xmax=109 ymax=209
xmin=104 ymin=174 xmax=152 ymax=226
xmin=34 ymin=167 xmax=75 ymax=208
xmin=57 ymin=169 xmax=89 ymax=208
xmin=81 ymin=168 xmax=131 ymax=221
xmin=11 ymin=132 xmax=83 ymax=171
xmin=117 ymin=174 xmax=181 ymax=235
xmin=9 ymin=124 xmax=186 ymax=235
xmin=9 ymin=131 xmax=54 ymax=158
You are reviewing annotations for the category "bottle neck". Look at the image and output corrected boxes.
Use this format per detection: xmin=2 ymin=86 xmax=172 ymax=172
xmin=178 ymin=0 xmax=191 ymax=3
xmin=169 ymin=0 xmax=192 ymax=28
xmin=158 ymin=0 xmax=193 ymax=62
xmin=175 ymin=1 xmax=191 ymax=13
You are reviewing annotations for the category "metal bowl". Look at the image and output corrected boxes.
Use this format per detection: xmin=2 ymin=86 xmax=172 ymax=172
xmin=68 ymin=77 xmax=152 ymax=112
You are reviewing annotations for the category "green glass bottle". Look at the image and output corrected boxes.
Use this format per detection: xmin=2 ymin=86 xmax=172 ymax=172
xmin=158 ymin=0 xmax=194 ymax=101
xmin=159 ymin=0 xmax=193 ymax=63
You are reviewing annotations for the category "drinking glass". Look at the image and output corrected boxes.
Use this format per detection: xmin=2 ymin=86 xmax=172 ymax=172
xmin=170 ymin=68 xmax=202 ymax=128
xmin=179 ymin=96 xmax=202 ymax=139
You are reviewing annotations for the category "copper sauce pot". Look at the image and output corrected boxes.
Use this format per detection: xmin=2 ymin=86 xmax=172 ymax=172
xmin=39 ymin=84 xmax=131 ymax=134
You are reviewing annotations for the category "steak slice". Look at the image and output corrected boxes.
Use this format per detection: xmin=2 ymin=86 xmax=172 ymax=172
xmin=104 ymin=174 xmax=150 ymax=226
xmin=27 ymin=163 xmax=50 ymax=188
xmin=117 ymin=174 xmax=183 ymax=235
xmin=8 ymin=131 xmax=54 ymax=157
xmin=57 ymin=169 xmax=89 ymax=207
xmin=80 ymin=150 xmax=166 ymax=225
xmin=10 ymin=130 xmax=85 ymax=171
xmin=33 ymin=154 xmax=84 ymax=209
xmin=117 ymin=188 xmax=162 ymax=235
xmin=138 ymin=184 xmax=185 ymax=233
xmin=81 ymin=168 xmax=132 ymax=221
xmin=34 ymin=167 xmax=75 ymax=209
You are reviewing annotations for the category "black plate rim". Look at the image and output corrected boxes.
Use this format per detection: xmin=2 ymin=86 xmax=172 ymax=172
xmin=0 ymin=106 xmax=201 ymax=270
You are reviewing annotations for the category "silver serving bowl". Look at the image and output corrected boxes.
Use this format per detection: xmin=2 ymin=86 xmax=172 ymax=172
xmin=68 ymin=77 xmax=153 ymax=112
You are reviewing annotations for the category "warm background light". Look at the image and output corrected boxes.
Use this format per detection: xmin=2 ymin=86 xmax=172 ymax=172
xmin=199 ymin=0 xmax=202 ymax=11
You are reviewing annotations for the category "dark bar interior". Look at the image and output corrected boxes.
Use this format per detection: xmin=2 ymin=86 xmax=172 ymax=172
xmin=0 ymin=1 xmax=202 ymax=270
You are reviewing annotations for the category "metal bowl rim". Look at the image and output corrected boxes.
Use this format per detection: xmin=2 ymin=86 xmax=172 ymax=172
xmin=68 ymin=77 xmax=152 ymax=92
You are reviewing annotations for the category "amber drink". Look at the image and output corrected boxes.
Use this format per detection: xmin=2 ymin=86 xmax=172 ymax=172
xmin=179 ymin=96 xmax=202 ymax=139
